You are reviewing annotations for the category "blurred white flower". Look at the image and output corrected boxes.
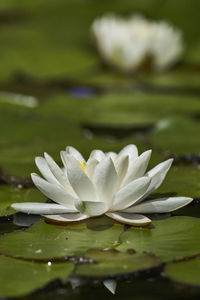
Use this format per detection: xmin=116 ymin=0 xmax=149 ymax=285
xmin=91 ymin=14 xmax=184 ymax=72
xmin=12 ymin=145 xmax=192 ymax=226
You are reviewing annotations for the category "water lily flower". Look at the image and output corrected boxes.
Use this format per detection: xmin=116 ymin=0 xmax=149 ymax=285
xmin=12 ymin=145 xmax=192 ymax=226
xmin=92 ymin=14 xmax=184 ymax=72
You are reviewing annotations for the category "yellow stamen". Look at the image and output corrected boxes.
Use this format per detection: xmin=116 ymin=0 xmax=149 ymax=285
xmin=80 ymin=161 xmax=87 ymax=173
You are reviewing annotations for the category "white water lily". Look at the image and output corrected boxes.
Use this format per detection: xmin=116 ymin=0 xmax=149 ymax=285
xmin=12 ymin=145 xmax=192 ymax=226
xmin=92 ymin=14 xmax=184 ymax=72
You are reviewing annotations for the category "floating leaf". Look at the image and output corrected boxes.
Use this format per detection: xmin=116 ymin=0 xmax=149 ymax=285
xmin=0 ymin=101 xmax=148 ymax=177
xmin=0 ymin=217 xmax=123 ymax=260
xmin=151 ymin=117 xmax=200 ymax=154
xmin=141 ymin=68 xmax=200 ymax=89
xmin=117 ymin=217 xmax=200 ymax=262
xmin=165 ymin=258 xmax=200 ymax=287
xmin=0 ymin=185 xmax=45 ymax=217
xmin=155 ymin=166 xmax=200 ymax=198
xmin=46 ymin=93 xmax=200 ymax=126
xmin=0 ymin=255 xmax=73 ymax=298
xmin=75 ymin=249 xmax=160 ymax=277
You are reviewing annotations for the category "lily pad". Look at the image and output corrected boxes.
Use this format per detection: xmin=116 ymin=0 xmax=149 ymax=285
xmin=0 ymin=185 xmax=45 ymax=217
xmin=75 ymin=249 xmax=160 ymax=277
xmin=0 ymin=255 xmax=74 ymax=298
xmin=151 ymin=117 xmax=200 ymax=154
xmin=0 ymin=217 xmax=123 ymax=260
xmin=0 ymin=102 xmax=85 ymax=176
xmin=2 ymin=89 xmax=200 ymax=178
xmin=117 ymin=216 xmax=200 ymax=262
xmin=164 ymin=258 xmax=200 ymax=287
xmin=0 ymin=101 xmax=148 ymax=177
xmin=45 ymin=92 xmax=200 ymax=126
xmin=155 ymin=166 xmax=200 ymax=198
xmin=141 ymin=68 xmax=200 ymax=89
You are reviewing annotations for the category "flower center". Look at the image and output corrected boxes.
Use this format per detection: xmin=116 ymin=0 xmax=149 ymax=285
xmin=80 ymin=161 xmax=87 ymax=173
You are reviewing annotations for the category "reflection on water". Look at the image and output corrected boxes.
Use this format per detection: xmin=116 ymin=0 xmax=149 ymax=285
xmin=20 ymin=276 xmax=200 ymax=300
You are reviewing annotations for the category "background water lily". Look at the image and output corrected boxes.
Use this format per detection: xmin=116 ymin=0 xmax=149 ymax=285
xmin=12 ymin=145 xmax=192 ymax=226
xmin=92 ymin=14 xmax=184 ymax=72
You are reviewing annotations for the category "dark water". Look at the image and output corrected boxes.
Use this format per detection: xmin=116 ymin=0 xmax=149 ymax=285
xmin=19 ymin=276 xmax=200 ymax=300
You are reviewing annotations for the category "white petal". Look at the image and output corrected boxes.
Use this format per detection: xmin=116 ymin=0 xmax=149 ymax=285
xmin=111 ymin=177 xmax=151 ymax=211
xmin=89 ymin=149 xmax=106 ymax=161
xmin=105 ymin=152 xmax=117 ymax=159
xmin=118 ymin=144 xmax=138 ymax=160
xmin=86 ymin=158 xmax=99 ymax=180
xmin=93 ymin=157 xmax=118 ymax=206
xmin=144 ymin=159 xmax=173 ymax=197
xmin=44 ymin=152 xmax=74 ymax=194
xmin=35 ymin=157 xmax=59 ymax=185
xmin=60 ymin=150 xmax=70 ymax=169
xmin=11 ymin=202 xmax=77 ymax=214
xmin=106 ymin=212 xmax=151 ymax=226
xmin=65 ymin=146 xmax=85 ymax=162
xmin=103 ymin=280 xmax=117 ymax=294
xmin=114 ymin=155 xmax=129 ymax=187
xmin=124 ymin=197 xmax=193 ymax=213
xmin=31 ymin=173 xmax=77 ymax=208
xmin=122 ymin=150 xmax=152 ymax=187
xmin=66 ymin=155 xmax=97 ymax=202
xmin=43 ymin=213 xmax=89 ymax=223
xmin=75 ymin=199 xmax=108 ymax=216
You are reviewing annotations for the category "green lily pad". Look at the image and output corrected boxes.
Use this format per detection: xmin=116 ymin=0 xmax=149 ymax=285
xmin=46 ymin=92 xmax=200 ymax=126
xmin=0 ymin=102 xmax=84 ymax=176
xmin=164 ymin=258 xmax=200 ymax=288
xmin=0 ymin=217 xmax=123 ymax=260
xmin=151 ymin=117 xmax=200 ymax=154
xmin=141 ymin=67 xmax=200 ymax=88
xmin=0 ymin=100 xmax=149 ymax=177
xmin=117 ymin=216 xmax=200 ymax=262
xmin=75 ymin=249 xmax=160 ymax=277
xmin=155 ymin=166 xmax=200 ymax=198
xmin=0 ymin=185 xmax=45 ymax=217
xmin=2 ymin=89 xmax=200 ymax=178
xmin=0 ymin=7 xmax=98 ymax=82
xmin=0 ymin=255 xmax=74 ymax=298
xmin=0 ymin=99 xmax=153 ymax=177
